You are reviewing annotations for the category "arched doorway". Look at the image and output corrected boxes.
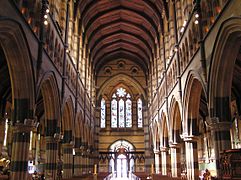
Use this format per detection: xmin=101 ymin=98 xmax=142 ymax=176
xmin=117 ymin=154 xmax=128 ymax=178
xmin=109 ymin=140 xmax=135 ymax=178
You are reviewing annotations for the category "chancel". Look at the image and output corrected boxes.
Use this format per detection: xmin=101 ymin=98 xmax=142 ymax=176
xmin=0 ymin=0 xmax=241 ymax=180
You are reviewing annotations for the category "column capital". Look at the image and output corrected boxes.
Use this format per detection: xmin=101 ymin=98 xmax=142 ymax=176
xmin=183 ymin=135 xmax=198 ymax=142
xmin=153 ymin=149 xmax=160 ymax=154
xmin=169 ymin=142 xmax=180 ymax=148
xmin=160 ymin=147 xmax=169 ymax=152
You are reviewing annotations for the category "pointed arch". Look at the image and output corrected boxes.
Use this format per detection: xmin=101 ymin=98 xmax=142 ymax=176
xmin=183 ymin=71 xmax=207 ymax=136
xmin=209 ymin=17 xmax=241 ymax=121
xmin=74 ymin=112 xmax=82 ymax=148
xmin=160 ymin=111 xmax=169 ymax=147
xmin=0 ymin=18 xmax=35 ymax=122
xmin=38 ymin=72 xmax=61 ymax=136
xmin=62 ymin=97 xmax=75 ymax=143
xmin=97 ymin=73 xmax=146 ymax=100
xmin=169 ymin=97 xmax=182 ymax=143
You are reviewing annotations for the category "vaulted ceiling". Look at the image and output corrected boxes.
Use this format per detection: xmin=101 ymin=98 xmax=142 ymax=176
xmin=76 ymin=0 xmax=166 ymax=73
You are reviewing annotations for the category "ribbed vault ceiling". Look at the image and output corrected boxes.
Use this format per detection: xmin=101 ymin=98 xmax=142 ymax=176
xmin=76 ymin=0 xmax=166 ymax=73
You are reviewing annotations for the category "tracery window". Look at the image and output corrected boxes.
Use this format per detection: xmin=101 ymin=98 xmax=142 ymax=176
xmin=101 ymin=98 xmax=106 ymax=128
xmin=111 ymin=87 xmax=132 ymax=128
xmin=137 ymin=98 xmax=143 ymax=128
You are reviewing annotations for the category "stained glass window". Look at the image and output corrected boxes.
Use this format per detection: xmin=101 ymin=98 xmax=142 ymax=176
xmin=119 ymin=99 xmax=125 ymax=127
xmin=101 ymin=98 xmax=106 ymax=128
xmin=111 ymin=88 xmax=132 ymax=128
xmin=137 ymin=98 xmax=143 ymax=128
xmin=117 ymin=87 xmax=126 ymax=97
xmin=126 ymin=98 xmax=132 ymax=127
xmin=111 ymin=98 xmax=118 ymax=128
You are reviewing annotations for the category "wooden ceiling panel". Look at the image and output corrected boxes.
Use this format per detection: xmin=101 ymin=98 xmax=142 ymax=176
xmin=76 ymin=0 xmax=164 ymax=73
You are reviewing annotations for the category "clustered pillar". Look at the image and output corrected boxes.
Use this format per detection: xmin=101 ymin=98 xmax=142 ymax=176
xmin=62 ymin=143 xmax=73 ymax=179
xmin=73 ymin=148 xmax=82 ymax=176
xmin=210 ymin=118 xmax=232 ymax=177
xmin=160 ymin=147 xmax=169 ymax=176
xmin=170 ymin=143 xmax=181 ymax=177
xmin=154 ymin=150 xmax=160 ymax=174
xmin=11 ymin=124 xmax=31 ymax=180
xmin=184 ymin=136 xmax=199 ymax=180
xmin=45 ymin=136 xmax=58 ymax=179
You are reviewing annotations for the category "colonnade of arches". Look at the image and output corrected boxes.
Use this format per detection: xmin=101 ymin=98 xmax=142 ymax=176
xmin=151 ymin=17 xmax=241 ymax=180
xmin=0 ymin=19 xmax=94 ymax=179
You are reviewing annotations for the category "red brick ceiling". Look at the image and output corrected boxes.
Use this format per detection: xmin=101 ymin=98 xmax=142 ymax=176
xmin=76 ymin=0 xmax=165 ymax=73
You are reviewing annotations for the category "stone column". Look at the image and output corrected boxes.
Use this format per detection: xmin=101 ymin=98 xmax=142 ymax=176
xmin=62 ymin=143 xmax=73 ymax=179
xmin=170 ymin=143 xmax=181 ymax=177
xmin=10 ymin=123 xmax=32 ymax=180
xmin=154 ymin=150 xmax=160 ymax=174
xmin=81 ymin=143 xmax=88 ymax=175
xmin=74 ymin=148 xmax=82 ymax=176
xmin=86 ymin=149 xmax=90 ymax=173
xmin=160 ymin=147 xmax=169 ymax=175
xmin=0 ymin=119 xmax=5 ymax=154
xmin=79 ymin=146 xmax=85 ymax=175
xmin=39 ymin=134 xmax=45 ymax=164
xmin=184 ymin=136 xmax=199 ymax=180
xmin=27 ymin=128 xmax=36 ymax=165
xmin=209 ymin=118 xmax=231 ymax=178
xmin=143 ymin=107 xmax=153 ymax=173
xmin=45 ymin=136 xmax=58 ymax=179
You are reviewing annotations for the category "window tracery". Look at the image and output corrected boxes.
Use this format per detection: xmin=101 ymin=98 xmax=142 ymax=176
xmin=111 ymin=88 xmax=132 ymax=128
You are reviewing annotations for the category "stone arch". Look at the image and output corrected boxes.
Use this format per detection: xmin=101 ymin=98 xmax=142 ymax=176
xmin=169 ymin=97 xmax=184 ymax=177
xmin=183 ymin=71 xmax=207 ymax=135
xmin=38 ymin=72 xmax=61 ymax=136
xmin=62 ymin=97 xmax=75 ymax=143
xmin=97 ymin=73 xmax=146 ymax=100
xmin=108 ymin=139 xmax=136 ymax=153
xmin=0 ymin=18 xmax=35 ymax=122
xmin=152 ymin=118 xmax=160 ymax=151
xmin=182 ymin=71 xmax=209 ymax=179
xmin=160 ymin=112 xmax=169 ymax=147
xmin=209 ymin=17 xmax=241 ymax=122
xmin=74 ymin=112 xmax=82 ymax=148
xmin=169 ymin=97 xmax=182 ymax=143
xmin=37 ymin=72 xmax=61 ymax=179
xmin=160 ymin=111 xmax=171 ymax=175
